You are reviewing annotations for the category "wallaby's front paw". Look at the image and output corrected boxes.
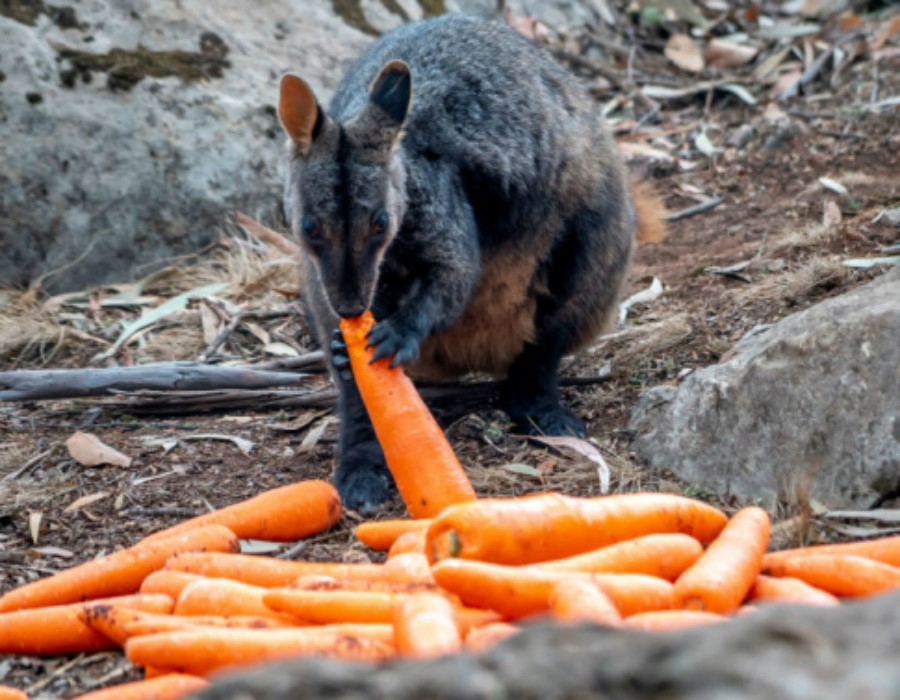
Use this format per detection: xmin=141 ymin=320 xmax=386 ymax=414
xmin=366 ymin=318 xmax=421 ymax=368
xmin=334 ymin=457 xmax=394 ymax=516
xmin=329 ymin=328 xmax=353 ymax=382
xmin=507 ymin=401 xmax=586 ymax=439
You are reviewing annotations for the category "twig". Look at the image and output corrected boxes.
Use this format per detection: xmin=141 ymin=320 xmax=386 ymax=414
xmin=276 ymin=541 xmax=309 ymax=560
xmin=666 ymin=197 xmax=725 ymax=222
xmin=198 ymin=309 xmax=293 ymax=362
xmin=2 ymin=449 xmax=52 ymax=483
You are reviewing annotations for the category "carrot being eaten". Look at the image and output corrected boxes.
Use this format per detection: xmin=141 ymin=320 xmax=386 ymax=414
xmin=144 ymin=479 xmax=342 ymax=543
xmin=674 ymin=506 xmax=771 ymax=614
xmin=393 ymin=593 xmax=462 ymax=658
xmin=536 ymin=533 xmax=703 ymax=581
xmin=68 ymin=673 xmax=208 ymax=700
xmin=426 ymin=493 xmax=727 ymax=565
xmin=355 ymin=519 xmax=432 ymax=551
xmin=764 ymin=553 xmax=900 ymax=597
xmin=0 ymin=594 xmax=173 ymax=656
xmin=0 ymin=525 xmax=237 ymax=614
xmin=340 ymin=312 xmax=476 ymax=518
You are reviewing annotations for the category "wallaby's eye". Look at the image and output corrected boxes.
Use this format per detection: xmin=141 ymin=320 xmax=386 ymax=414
xmin=370 ymin=209 xmax=390 ymax=238
xmin=301 ymin=215 xmax=322 ymax=242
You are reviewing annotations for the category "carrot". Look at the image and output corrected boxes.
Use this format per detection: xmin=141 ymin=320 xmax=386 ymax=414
xmin=393 ymin=593 xmax=462 ymax=658
xmin=68 ymin=674 xmax=208 ymax=700
xmin=734 ymin=605 xmax=759 ymax=617
xmin=165 ymin=553 xmax=395 ymax=587
xmin=139 ymin=571 xmax=205 ymax=600
xmin=388 ymin=529 xmax=428 ymax=558
xmin=144 ymin=480 xmax=341 ymax=543
xmin=263 ymin=589 xmax=401 ymax=624
xmin=174 ymin=578 xmax=300 ymax=623
xmin=355 ymin=519 xmax=432 ymax=551
xmin=294 ymin=575 xmax=438 ymax=594
xmin=464 ymin=622 xmax=520 ymax=652
xmin=126 ymin=627 xmax=395 ymax=676
xmin=537 ymin=533 xmax=703 ymax=581
xmin=0 ymin=525 xmax=238 ymax=613
xmin=81 ymin=604 xmax=289 ymax=645
xmin=624 ymin=610 xmax=725 ymax=631
xmin=432 ymin=560 xmax=673 ymax=619
xmin=764 ymin=554 xmax=900 ymax=597
xmin=382 ymin=553 xmax=436 ymax=584
xmin=748 ymin=575 xmax=840 ymax=607
xmin=548 ymin=578 xmax=622 ymax=626
xmin=0 ymin=594 xmax=172 ymax=655
xmin=674 ymin=506 xmax=771 ymax=614
xmin=426 ymin=493 xmax=727 ymax=565
xmin=340 ymin=312 xmax=476 ymax=517
xmin=453 ymin=606 xmax=504 ymax=636
xmin=0 ymin=687 xmax=28 ymax=700
xmin=762 ymin=535 xmax=900 ymax=570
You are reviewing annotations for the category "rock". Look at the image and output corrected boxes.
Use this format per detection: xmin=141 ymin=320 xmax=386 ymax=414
xmin=195 ymin=592 xmax=900 ymax=700
xmin=629 ymin=268 xmax=900 ymax=509
xmin=0 ymin=0 xmax=601 ymax=293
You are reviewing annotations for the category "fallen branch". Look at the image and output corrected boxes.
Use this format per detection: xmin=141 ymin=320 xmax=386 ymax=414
xmin=666 ymin=197 xmax=725 ymax=222
xmin=0 ymin=362 xmax=314 ymax=402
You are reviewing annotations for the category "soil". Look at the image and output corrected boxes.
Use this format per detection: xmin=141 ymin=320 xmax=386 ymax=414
xmin=1 ymin=55 xmax=898 ymax=700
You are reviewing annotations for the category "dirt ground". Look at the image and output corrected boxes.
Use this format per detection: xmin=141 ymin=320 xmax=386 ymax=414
xmin=1 ymin=41 xmax=899 ymax=700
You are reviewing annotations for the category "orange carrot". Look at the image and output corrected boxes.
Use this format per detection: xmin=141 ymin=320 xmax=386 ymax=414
xmin=174 ymin=578 xmax=300 ymax=623
xmin=126 ymin=627 xmax=395 ymax=676
xmin=165 ymin=553 xmax=394 ymax=587
xmin=81 ymin=604 xmax=290 ymax=645
xmin=537 ymin=533 xmax=703 ymax=581
xmin=0 ymin=687 xmax=28 ymax=700
xmin=749 ymin=575 xmax=840 ymax=607
xmin=433 ymin=560 xmax=673 ymax=618
xmin=762 ymin=535 xmax=900 ymax=570
xmin=144 ymin=480 xmax=341 ymax=543
xmin=464 ymin=622 xmax=520 ymax=652
xmin=341 ymin=312 xmax=476 ymax=517
xmin=548 ymin=578 xmax=622 ymax=626
xmin=68 ymin=673 xmax=208 ymax=700
xmin=426 ymin=493 xmax=727 ymax=565
xmin=393 ymin=593 xmax=462 ymax=658
xmin=264 ymin=589 xmax=401 ymax=624
xmin=0 ymin=594 xmax=172 ymax=655
xmin=355 ymin=519 xmax=432 ymax=551
xmin=764 ymin=554 xmax=900 ymax=597
xmin=624 ymin=610 xmax=725 ymax=631
xmin=453 ymin=606 xmax=504 ymax=636
xmin=0 ymin=525 xmax=237 ymax=613
xmin=382 ymin=553 xmax=436 ymax=584
xmin=674 ymin=506 xmax=771 ymax=614
xmin=734 ymin=605 xmax=758 ymax=617
xmin=388 ymin=529 xmax=428 ymax=558
xmin=139 ymin=571 xmax=205 ymax=600
xmin=294 ymin=575 xmax=438 ymax=594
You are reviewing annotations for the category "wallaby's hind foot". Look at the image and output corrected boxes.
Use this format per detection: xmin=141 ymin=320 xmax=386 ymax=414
xmin=333 ymin=441 xmax=395 ymax=515
xmin=505 ymin=397 xmax=586 ymax=438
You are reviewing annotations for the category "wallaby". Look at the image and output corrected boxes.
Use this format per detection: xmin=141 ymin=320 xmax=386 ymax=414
xmin=277 ymin=15 xmax=665 ymax=513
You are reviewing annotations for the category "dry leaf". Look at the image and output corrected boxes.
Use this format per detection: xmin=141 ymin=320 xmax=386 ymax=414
xmin=871 ymin=15 xmax=900 ymax=52
xmin=664 ymin=34 xmax=705 ymax=73
xmin=525 ymin=435 xmax=611 ymax=494
xmin=707 ymin=39 xmax=759 ymax=69
xmin=199 ymin=302 xmax=222 ymax=345
xmin=181 ymin=433 xmax=255 ymax=456
xmin=263 ymin=342 xmax=300 ymax=357
xmin=822 ymin=199 xmax=843 ymax=229
xmin=29 ymin=511 xmax=42 ymax=545
xmin=64 ymin=491 xmax=111 ymax=514
xmin=800 ymin=0 xmax=849 ymax=18
xmin=504 ymin=463 xmax=544 ymax=479
xmin=536 ymin=457 xmax=558 ymax=475
xmin=66 ymin=431 xmax=133 ymax=468
xmin=30 ymin=546 xmax=74 ymax=558
xmin=773 ymin=70 xmax=803 ymax=99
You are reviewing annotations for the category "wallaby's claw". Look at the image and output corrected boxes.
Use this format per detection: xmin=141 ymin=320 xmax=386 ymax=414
xmin=329 ymin=328 xmax=353 ymax=381
xmin=366 ymin=319 xmax=421 ymax=368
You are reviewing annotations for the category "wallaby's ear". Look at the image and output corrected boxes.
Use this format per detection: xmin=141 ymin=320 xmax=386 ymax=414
xmin=369 ymin=60 xmax=412 ymax=125
xmin=278 ymin=73 xmax=322 ymax=155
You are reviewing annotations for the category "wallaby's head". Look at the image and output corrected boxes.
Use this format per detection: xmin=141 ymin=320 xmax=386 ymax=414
xmin=278 ymin=61 xmax=411 ymax=319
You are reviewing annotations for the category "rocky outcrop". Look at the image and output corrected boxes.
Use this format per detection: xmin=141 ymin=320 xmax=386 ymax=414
xmin=0 ymin=1 xmax=600 ymax=292
xmin=629 ymin=268 xmax=900 ymax=509
xmin=195 ymin=592 xmax=900 ymax=700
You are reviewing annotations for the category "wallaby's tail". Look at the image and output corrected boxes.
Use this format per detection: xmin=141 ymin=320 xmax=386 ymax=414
xmin=630 ymin=180 xmax=668 ymax=245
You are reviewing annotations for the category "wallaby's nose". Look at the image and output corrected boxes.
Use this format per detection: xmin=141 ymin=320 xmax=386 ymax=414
xmin=336 ymin=302 xmax=366 ymax=319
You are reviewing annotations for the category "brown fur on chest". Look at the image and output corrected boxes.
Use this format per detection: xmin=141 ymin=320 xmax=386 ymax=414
xmin=411 ymin=248 xmax=545 ymax=381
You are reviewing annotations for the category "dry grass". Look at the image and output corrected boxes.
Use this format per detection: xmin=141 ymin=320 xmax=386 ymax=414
xmin=742 ymin=255 xmax=848 ymax=307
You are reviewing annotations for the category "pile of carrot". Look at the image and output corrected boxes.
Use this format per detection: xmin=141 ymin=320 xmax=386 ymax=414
xmin=2 ymin=311 xmax=898 ymax=699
